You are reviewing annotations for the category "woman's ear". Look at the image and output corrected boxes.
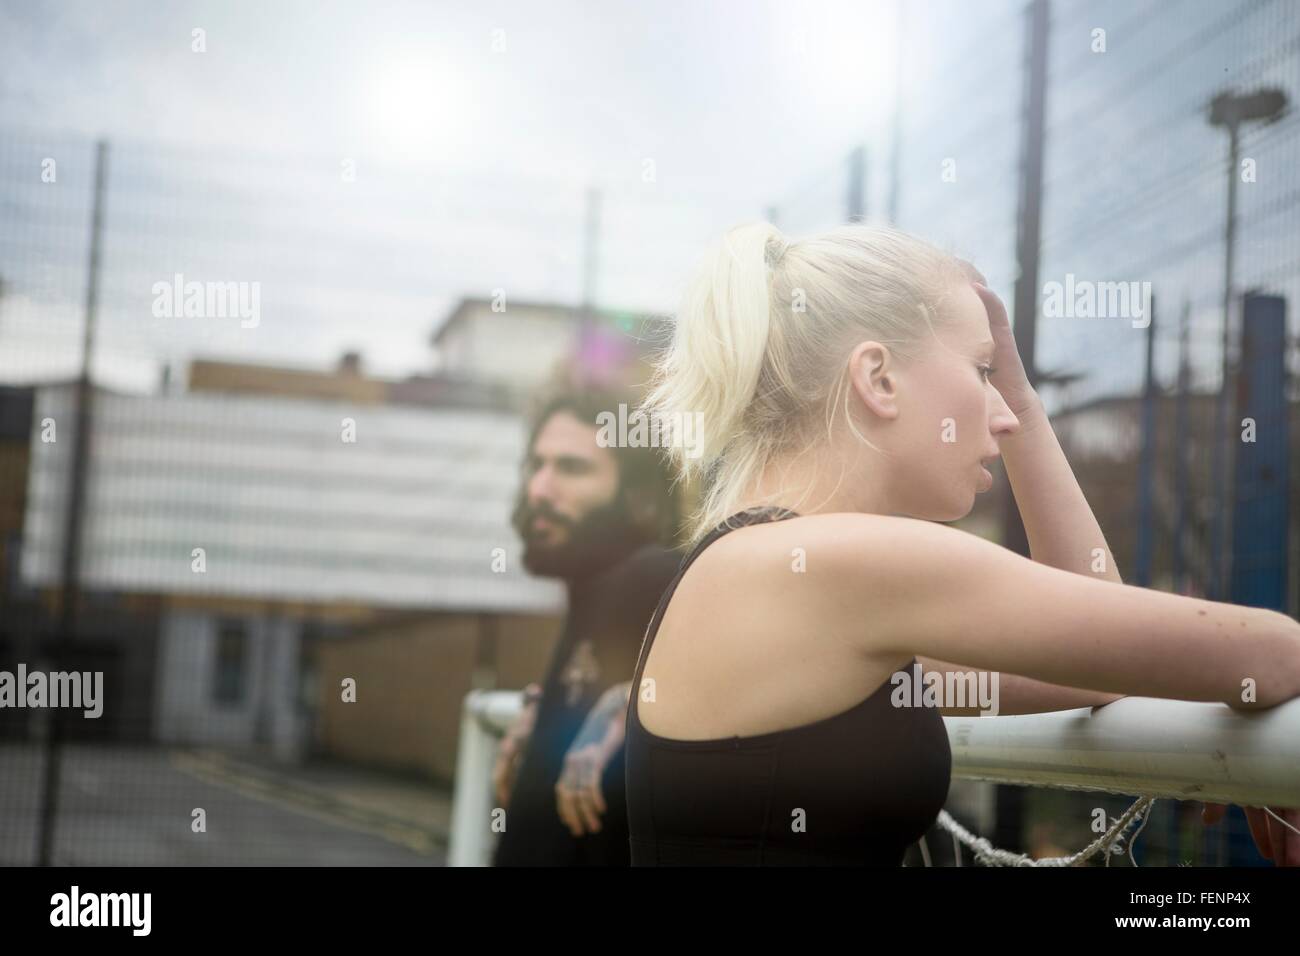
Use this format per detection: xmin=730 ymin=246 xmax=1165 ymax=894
xmin=848 ymin=341 xmax=901 ymax=420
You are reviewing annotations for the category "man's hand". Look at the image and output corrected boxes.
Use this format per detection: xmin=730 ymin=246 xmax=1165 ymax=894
xmin=1202 ymin=802 xmax=1300 ymax=865
xmin=555 ymin=682 xmax=631 ymax=837
xmin=491 ymin=684 xmax=540 ymax=810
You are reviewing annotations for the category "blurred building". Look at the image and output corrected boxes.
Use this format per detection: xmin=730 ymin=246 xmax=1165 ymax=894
xmin=431 ymin=297 xmax=669 ymax=400
xmin=1 ymin=293 xmax=674 ymax=780
xmin=1052 ymin=385 xmax=1299 ymax=612
xmin=2 ymin=360 xmax=564 ymax=773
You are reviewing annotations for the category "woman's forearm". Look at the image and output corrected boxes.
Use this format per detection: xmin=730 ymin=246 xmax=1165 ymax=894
xmin=920 ymin=657 xmax=1126 ymax=715
xmin=986 ymin=391 xmax=1126 ymax=711
xmin=998 ymin=391 xmax=1123 ymax=584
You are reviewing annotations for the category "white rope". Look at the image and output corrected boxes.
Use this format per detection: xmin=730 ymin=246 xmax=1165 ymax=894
xmin=916 ymin=834 xmax=932 ymax=867
xmin=927 ymin=801 xmax=1300 ymax=867
xmin=930 ymin=797 xmax=1155 ymax=867
xmin=1264 ymin=807 xmax=1300 ymax=838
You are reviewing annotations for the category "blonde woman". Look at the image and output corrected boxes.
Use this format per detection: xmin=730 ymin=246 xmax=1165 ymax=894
xmin=622 ymin=221 xmax=1300 ymax=866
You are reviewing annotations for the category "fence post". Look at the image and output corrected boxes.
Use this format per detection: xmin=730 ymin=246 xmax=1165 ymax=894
xmin=38 ymin=138 xmax=108 ymax=867
xmin=448 ymin=689 xmax=522 ymax=866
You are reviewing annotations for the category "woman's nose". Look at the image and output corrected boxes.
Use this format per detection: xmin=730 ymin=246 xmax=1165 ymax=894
xmin=990 ymin=388 xmax=1021 ymax=436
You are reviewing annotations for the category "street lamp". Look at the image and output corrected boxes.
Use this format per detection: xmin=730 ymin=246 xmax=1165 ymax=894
xmin=1205 ymin=87 xmax=1288 ymax=602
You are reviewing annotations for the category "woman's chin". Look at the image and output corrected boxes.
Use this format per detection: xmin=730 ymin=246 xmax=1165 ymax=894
xmin=918 ymin=495 xmax=974 ymax=523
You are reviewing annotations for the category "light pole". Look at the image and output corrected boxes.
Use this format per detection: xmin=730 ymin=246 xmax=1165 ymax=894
xmin=1205 ymin=88 xmax=1287 ymax=602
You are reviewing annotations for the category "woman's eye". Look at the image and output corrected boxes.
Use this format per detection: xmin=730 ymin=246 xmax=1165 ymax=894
xmin=978 ymin=365 xmax=994 ymax=381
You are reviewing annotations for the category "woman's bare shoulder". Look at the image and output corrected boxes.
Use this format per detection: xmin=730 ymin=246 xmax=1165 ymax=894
xmin=697 ymin=511 xmax=963 ymax=569
xmin=675 ymin=511 xmax=1300 ymax=707
xmin=677 ymin=511 xmax=957 ymax=616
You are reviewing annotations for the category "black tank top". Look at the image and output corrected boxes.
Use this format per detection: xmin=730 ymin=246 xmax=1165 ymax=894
xmin=625 ymin=506 xmax=952 ymax=865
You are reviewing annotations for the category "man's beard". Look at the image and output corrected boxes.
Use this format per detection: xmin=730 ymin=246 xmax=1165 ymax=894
xmin=513 ymin=495 xmax=649 ymax=582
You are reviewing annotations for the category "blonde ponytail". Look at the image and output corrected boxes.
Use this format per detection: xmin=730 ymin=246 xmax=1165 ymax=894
xmin=643 ymin=220 xmax=965 ymax=544
xmin=643 ymin=222 xmax=780 ymax=471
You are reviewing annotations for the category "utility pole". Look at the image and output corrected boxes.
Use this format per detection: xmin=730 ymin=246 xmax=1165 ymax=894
xmin=39 ymin=139 xmax=108 ymax=866
xmin=1206 ymin=88 xmax=1288 ymax=600
xmin=846 ymin=145 xmax=867 ymax=223
xmin=573 ymin=184 xmax=603 ymax=386
xmin=1134 ymin=296 xmax=1158 ymax=587
xmin=887 ymin=0 xmax=905 ymax=225
xmin=994 ymin=0 xmax=1049 ymax=857
xmin=1172 ymin=300 xmax=1191 ymax=595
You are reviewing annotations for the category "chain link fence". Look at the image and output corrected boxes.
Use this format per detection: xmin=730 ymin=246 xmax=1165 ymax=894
xmin=769 ymin=0 xmax=1300 ymax=866
xmin=0 ymin=125 xmax=737 ymax=864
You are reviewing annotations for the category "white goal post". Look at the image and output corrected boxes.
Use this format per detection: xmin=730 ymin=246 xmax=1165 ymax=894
xmin=448 ymin=690 xmax=1300 ymax=866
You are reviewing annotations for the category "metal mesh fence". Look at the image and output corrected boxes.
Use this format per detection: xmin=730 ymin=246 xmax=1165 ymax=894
xmin=0 ymin=126 xmax=740 ymax=864
xmin=2 ymin=0 xmax=1297 ymax=867
xmin=767 ymin=0 xmax=1300 ymax=865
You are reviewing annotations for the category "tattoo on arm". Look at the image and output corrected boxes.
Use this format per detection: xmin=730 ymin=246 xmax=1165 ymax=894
xmin=570 ymin=681 xmax=634 ymax=751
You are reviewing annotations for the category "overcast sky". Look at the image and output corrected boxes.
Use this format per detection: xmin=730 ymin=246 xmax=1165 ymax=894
xmin=0 ymin=0 xmax=922 ymax=389
xmin=6 ymin=0 xmax=1277 ymax=408
xmin=2 ymin=0 xmax=898 ymax=193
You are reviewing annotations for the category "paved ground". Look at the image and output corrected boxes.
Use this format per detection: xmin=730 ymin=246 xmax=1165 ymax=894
xmin=0 ymin=743 xmax=453 ymax=866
